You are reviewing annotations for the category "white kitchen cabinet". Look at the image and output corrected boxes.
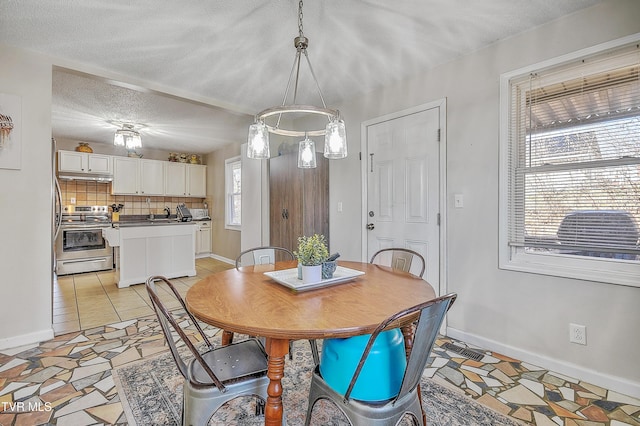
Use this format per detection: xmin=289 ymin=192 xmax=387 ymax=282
xmin=112 ymin=157 xmax=139 ymax=194
xmin=165 ymin=162 xmax=187 ymax=196
xmin=165 ymin=163 xmax=207 ymax=197
xmin=139 ymin=159 xmax=165 ymax=195
xmin=112 ymin=157 xmax=165 ymax=195
xmin=58 ymin=150 xmax=112 ymax=174
xmin=195 ymin=220 xmax=211 ymax=256
xmin=187 ymin=164 xmax=207 ymax=197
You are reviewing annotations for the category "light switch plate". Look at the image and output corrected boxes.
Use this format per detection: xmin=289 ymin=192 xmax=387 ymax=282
xmin=454 ymin=194 xmax=464 ymax=208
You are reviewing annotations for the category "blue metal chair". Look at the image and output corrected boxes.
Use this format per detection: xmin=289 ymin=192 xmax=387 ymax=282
xmin=305 ymin=293 xmax=457 ymax=426
xmin=146 ymin=276 xmax=270 ymax=426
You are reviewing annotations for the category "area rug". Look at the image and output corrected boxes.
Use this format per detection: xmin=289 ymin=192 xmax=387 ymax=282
xmin=113 ymin=341 xmax=524 ymax=426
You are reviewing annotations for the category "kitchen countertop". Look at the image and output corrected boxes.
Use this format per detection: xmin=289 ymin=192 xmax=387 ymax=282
xmin=111 ymin=219 xmax=196 ymax=228
xmin=110 ymin=214 xmax=204 ymax=227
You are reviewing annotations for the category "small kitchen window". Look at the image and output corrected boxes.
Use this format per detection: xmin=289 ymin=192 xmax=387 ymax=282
xmin=499 ymin=35 xmax=640 ymax=287
xmin=225 ymin=156 xmax=242 ymax=231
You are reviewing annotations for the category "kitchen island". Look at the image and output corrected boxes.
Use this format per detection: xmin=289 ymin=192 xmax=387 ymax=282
xmin=102 ymin=221 xmax=197 ymax=288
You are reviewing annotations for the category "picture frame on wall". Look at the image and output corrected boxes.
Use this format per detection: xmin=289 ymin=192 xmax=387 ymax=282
xmin=0 ymin=92 xmax=22 ymax=170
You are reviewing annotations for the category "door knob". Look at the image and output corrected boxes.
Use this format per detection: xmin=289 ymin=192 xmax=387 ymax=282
xmin=366 ymin=223 xmax=375 ymax=230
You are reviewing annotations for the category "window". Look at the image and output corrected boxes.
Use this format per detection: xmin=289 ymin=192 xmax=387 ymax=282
xmin=225 ymin=156 xmax=241 ymax=231
xmin=499 ymin=36 xmax=640 ymax=287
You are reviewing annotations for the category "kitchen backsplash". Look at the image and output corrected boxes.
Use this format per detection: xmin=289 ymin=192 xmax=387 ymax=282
xmin=59 ymin=180 xmax=210 ymax=216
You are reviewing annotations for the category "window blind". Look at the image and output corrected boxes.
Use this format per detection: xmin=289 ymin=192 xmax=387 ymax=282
xmin=507 ymin=43 xmax=640 ymax=261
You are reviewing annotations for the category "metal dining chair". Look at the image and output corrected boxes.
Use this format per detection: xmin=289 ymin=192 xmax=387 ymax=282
xmin=145 ymin=276 xmax=270 ymax=426
xmin=234 ymin=246 xmax=320 ymax=365
xmin=305 ymin=293 xmax=457 ymax=426
xmin=235 ymin=246 xmax=295 ymax=269
xmin=369 ymin=247 xmax=426 ymax=278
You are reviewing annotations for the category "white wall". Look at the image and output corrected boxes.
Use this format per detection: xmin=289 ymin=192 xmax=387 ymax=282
xmin=329 ymin=0 xmax=640 ymax=397
xmin=0 ymin=44 xmax=54 ymax=348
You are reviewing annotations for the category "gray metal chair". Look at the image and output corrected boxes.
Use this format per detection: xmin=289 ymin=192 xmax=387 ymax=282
xmin=235 ymin=246 xmax=295 ymax=269
xmin=234 ymin=246 xmax=320 ymax=365
xmin=370 ymin=248 xmax=426 ymax=278
xmin=305 ymin=293 xmax=457 ymax=426
xmin=146 ymin=276 xmax=270 ymax=426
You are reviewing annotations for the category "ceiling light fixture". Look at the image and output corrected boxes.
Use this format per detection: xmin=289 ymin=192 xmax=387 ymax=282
xmin=114 ymin=124 xmax=142 ymax=150
xmin=247 ymin=0 xmax=347 ymax=167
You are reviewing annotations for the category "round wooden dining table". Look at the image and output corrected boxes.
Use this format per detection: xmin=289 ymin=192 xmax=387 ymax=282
xmin=185 ymin=260 xmax=436 ymax=426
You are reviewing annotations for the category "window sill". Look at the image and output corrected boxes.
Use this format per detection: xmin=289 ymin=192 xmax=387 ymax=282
xmin=499 ymin=251 xmax=640 ymax=288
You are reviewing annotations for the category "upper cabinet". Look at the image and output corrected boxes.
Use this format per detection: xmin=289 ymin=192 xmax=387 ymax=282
xmin=58 ymin=150 xmax=112 ymax=175
xmin=165 ymin=163 xmax=206 ymax=197
xmin=139 ymin=159 xmax=165 ymax=195
xmin=187 ymin=164 xmax=207 ymax=197
xmin=165 ymin=162 xmax=187 ymax=196
xmin=112 ymin=157 xmax=165 ymax=196
xmin=112 ymin=157 xmax=139 ymax=195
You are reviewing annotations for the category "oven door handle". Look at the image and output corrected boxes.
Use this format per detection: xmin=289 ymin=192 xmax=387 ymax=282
xmin=60 ymin=257 xmax=109 ymax=264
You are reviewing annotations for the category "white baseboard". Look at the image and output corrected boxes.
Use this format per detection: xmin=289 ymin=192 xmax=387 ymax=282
xmin=208 ymin=253 xmax=234 ymax=265
xmin=447 ymin=327 xmax=640 ymax=400
xmin=0 ymin=328 xmax=55 ymax=351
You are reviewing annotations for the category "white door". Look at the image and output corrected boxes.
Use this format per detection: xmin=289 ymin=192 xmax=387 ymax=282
xmin=365 ymin=105 xmax=442 ymax=291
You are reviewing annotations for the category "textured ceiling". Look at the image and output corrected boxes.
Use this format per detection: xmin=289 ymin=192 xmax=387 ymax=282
xmin=0 ymin=0 xmax=602 ymax=154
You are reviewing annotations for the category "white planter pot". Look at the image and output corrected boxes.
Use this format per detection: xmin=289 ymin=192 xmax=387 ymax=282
xmin=301 ymin=264 xmax=322 ymax=284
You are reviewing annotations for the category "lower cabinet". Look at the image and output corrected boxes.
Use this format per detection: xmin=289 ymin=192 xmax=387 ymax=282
xmin=195 ymin=221 xmax=211 ymax=256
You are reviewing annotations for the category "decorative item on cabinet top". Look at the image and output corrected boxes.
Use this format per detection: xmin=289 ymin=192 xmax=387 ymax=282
xmin=75 ymin=142 xmax=93 ymax=153
xmin=169 ymin=152 xmax=201 ymax=164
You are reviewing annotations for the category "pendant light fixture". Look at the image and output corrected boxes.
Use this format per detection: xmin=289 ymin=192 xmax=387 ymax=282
xmin=247 ymin=0 xmax=347 ymax=167
xmin=113 ymin=123 xmax=142 ymax=150
xmin=298 ymin=134 xmax=316 ymax=168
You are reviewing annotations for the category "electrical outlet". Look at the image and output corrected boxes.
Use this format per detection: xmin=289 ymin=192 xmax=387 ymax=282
xmin=569 ymin=323 xmax=587 ymax=345
xmin=70 ymin=197 xmax=76 ymax=204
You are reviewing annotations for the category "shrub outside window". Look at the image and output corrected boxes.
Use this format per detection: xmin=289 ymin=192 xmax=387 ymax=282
xmin=499 ymin=36 xmax=640 ymax=287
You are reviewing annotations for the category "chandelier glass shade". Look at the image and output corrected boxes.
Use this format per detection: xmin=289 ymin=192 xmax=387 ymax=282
xmin=297 ymin=135 xmax=316 ymax=168
xmin=247 ymin=120 xmax=270 ymax=159
xmin=114 ymin=124 xmax=142 ymax=150
xmin=324 ymin=118 xmax=348 ymax=159
xmin=246 ymin=0 xmax=347 ymax=167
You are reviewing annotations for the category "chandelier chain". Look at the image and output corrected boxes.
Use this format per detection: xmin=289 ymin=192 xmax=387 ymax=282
xmin=298 ymin=0 xmax=304 ymax=38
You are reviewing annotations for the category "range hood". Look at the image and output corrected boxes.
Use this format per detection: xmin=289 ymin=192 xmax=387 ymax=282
xmin=57 ymin=171 xmax=113 ymax=181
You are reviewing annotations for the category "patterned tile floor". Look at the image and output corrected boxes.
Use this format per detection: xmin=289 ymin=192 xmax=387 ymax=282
xmin=1 ymin=259 xmax=638 ymax=425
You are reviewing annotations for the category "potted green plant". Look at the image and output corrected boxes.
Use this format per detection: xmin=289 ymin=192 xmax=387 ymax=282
xmin=295 ymin=234 xmax=329 ymax=283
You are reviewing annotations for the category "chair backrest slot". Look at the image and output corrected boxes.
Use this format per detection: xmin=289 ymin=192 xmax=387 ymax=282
xmin=370 ymin=248 xmax=426 ymax=278
xmin=236 ymin=246 xmax=295 ymax=269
